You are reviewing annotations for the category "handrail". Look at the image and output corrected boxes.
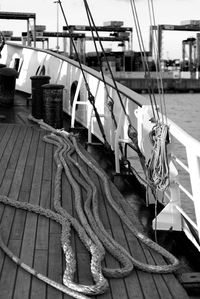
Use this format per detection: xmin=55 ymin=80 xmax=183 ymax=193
xmin=5 ymin=41 xmax=145 ymax=107
xmin=167 ymin=118 xmax=200 ymax=244
xmin=135 ymin=105 xmax=200 ymax=249
xmin=167 ymin=117 xmax=200 ymax=155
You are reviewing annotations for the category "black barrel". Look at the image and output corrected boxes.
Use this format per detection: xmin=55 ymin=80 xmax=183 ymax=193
xmin=30 ymin=75 xmax=51 ymax=119
xmin=0 ymin=67 xmax=18 ymax=106
xmin=42 ymin=84 xmax=64 ymax=129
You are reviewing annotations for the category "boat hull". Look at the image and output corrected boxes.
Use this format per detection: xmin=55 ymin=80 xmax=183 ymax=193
xmin=1 ymin=42 xmax=200 ymax=253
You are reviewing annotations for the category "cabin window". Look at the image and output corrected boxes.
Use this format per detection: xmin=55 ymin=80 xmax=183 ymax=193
xmin=70 ymin=81 xmax=80 ymax=109
xmin=12 ymin=57 xmax=23 ymax=77
xmin=36 ymin=65 xmax=46 ymax=76
xmin=14 ymin=58 xmax=20 ymax=72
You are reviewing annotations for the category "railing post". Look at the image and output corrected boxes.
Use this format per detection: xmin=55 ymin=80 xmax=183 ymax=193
xmin=114 ymin=97 xmax=127 ymax=173
xmin=87 ymin=80 xmax=101 ymax=143
xmin=70 ymin=73 xmax=83 ymax=128
xmin=152 ymin=181 xmax=182 ymax=231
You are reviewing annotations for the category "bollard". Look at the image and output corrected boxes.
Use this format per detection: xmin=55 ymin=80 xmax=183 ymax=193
xmin=0 ymin=67 xmax=18 ymax=106
xmin=42 ymin=84 xmax=64 ymax=129
xmin=30 ymin=75 xmax=51 ymax=119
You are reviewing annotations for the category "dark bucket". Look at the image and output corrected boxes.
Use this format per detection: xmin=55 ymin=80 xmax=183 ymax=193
xmin=30 ymin=75 xmax=51 ymax=119
xmin=0 ymin=67 xmax=18 ymax=106
xmin=42 ymin=84 xmax=64 ymax=129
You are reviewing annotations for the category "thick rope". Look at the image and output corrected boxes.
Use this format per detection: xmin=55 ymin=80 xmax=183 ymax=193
xmin=0 ymin=118 xmax=180 ymax=299
xmin=43 ymin=133 xmax=108 ymax=294
xmin=0 ymin=196 xmax=89 ymax=299
xmin=0 ymin=123 xmax=108 ymax=297
xmin=49 ymin=132 xmax=133 ymax=278
xmin=30 ymin=117 xmax=179 ymax=274
xmin=69 ymin=134 xmax=180 ymax=273
xmin=44 ymin=128 xmax=178 ymax=276
xmin=35 ymin=116 xmax=179 ymax=273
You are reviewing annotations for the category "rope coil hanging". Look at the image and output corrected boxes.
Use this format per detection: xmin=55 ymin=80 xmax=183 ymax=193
xmin=146 ymin=123 xmax=170 ymax=191
xmin=129 ymin=0 xmax=171 ymax=200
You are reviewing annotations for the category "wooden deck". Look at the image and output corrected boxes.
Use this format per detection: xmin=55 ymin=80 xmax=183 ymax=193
xmin=0 ymin=123 xmax=189 ymax=299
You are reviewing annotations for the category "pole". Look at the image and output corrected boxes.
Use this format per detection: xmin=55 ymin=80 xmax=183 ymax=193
xmin=33 ymin=16 xmax=36 ymax=47
xmin=54 ymin=0 xmax=60 ymax=52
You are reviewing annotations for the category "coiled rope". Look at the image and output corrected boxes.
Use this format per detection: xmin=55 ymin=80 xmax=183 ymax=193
xmin=68 ymin=134 xmax=179 ymax=273
xmin=146 ymin=123 xmax=170 ymax=191
xmin=48 ymin=132 xmax=133 ymax=278
xmin=0 ymin=118 xmax=180 ymax=298
xmin=38 ymin=117 xmax=179 ymax=274
xmin=43 ymin=133 xmax=108 ymax=295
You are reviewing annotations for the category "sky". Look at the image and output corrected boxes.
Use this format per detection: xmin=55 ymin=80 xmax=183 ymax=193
xmin=0 ymin=0 xmax=200 ymax=59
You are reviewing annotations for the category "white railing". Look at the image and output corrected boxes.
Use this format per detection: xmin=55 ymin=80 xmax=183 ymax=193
xmin=168 ymin=119 xmax=200 ymax=250
xmin=136 ymin=106 xmax=200 ymax=250
xmin=2 ymin=42 xmax=200 ymax=251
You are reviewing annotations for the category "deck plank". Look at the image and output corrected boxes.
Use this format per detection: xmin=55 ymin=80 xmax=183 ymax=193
xmin=30 ymin=141 xmax=53 ymax=299
xmin=76 ymin=143 xmax=151 ymax=299
xmin=0 ymin=126 xmax=28 ymax=263
xmin=0 ymin=128 xmax=41 ymax=299
xmin=0 ymin=125 xmax=15 ymax=166
xmin=76 ymin=150 xmax=138 ymax=299
xmin=148 ymin=248 xmax=189 ymax=298
xmin=0 ymin=124 xmax=189 ymax=299
xmin=0 ymin=239 xmax=21 ymax=299
xmin=47 ymin=144 xmax=63 ymax=299
xmin=0 ymin=125 xmax=33 ymax=298
xmin=73 ymin=152 xmax=113 ymax=299
xmin=13 ymin=129 xmax=45 ymax=298
xmin=93 ymin=173 xmax=146 ymax=299
xmin=76 ymin=141 xmax=189 ymax=299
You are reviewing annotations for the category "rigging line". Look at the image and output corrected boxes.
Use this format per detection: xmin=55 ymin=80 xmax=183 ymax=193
xmin=148 ymin=0 xmax=166 ymax=113
xmin=149 ymin=0 xmax=168 ymax=124
xmin=83 ymin=26 xmax=119 ymax=140
xmin=148 ymin=2 xmax=164 ymax=123
xmin=130 ymin=0 xmax=160 ymax=122
xmin=82 ymin=0 xmax=123 ymax=160
xmin=57 ymin=1 xmax=89 ymax=92
xmin=129 ymin=0 xmax=159 ymax=122
xmin=82 ymin=0 xmax=136 ymax=131
xmin=130 ymin=0 xmax=150 ymax=75
xmin=147 ymin=0 xmax=164 ymax=123
xmin=129 ymin=1 xmax=153 ymax=87
xmin=83 ymin=0 xmax=117 ymax=128
xmin=83 ymin=0 xmax=130 ymax=158
xmin=57 ymin=0 xmax=109 ymax=146
xmin=130 ymin=0 xmax=170 ymax=199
